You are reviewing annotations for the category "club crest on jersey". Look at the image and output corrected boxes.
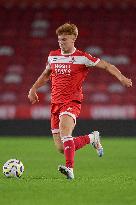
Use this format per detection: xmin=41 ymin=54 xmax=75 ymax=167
xmin=69 ymin=57 xmax=76 ymax=63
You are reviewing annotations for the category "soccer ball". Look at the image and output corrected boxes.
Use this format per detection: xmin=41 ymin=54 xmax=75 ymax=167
xmin=3 ymin=159 xmax=24 ymax=178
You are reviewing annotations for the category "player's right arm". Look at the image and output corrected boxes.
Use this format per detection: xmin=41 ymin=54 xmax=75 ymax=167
xmin=28 ymin=64 xmax=51 ymax=104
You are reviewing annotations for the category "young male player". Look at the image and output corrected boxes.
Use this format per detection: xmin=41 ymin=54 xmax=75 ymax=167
xmin=28 ymin=23 xmax=132 ymax=180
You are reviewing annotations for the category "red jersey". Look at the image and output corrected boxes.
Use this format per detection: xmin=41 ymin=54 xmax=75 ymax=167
xmin=47 ymin=49 xmax=100 ymax=104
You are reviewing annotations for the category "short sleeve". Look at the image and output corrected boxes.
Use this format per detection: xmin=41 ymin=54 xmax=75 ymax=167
xmin=84 ymin=52 xmax=100 ymax=67
xmin=46 ymin=52 xmax=52 ymax=66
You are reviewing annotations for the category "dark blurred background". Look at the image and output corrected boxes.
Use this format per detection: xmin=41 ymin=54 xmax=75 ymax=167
xmin=0 ymin=0 xmax=135 ymax=136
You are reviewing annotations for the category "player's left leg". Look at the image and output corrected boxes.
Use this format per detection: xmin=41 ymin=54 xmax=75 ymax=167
xmin=52 ymin=131 xmax=103 ymax=157
xmin=74 ymin=131 xmax=104 ymax=157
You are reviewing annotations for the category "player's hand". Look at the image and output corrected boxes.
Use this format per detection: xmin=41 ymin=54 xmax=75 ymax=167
xmin=28 ymin=88 xmax=39 ymax=104
xmin=120 ymin=76 xmax=132 ymax=87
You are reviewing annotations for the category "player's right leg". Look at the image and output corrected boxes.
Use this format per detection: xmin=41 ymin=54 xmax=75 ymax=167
xmin=58 ymin=114 xmax=75 ymax=180
xmin=52 ymin=132 xmax=74 ymax=180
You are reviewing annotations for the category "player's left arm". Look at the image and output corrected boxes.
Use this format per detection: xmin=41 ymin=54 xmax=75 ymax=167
xmin=96 ymin=59 xmax=132 ymax=87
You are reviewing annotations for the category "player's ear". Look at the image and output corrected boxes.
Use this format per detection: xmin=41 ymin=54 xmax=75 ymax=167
xmin=73 ymin=35 xmax=77 ymax=42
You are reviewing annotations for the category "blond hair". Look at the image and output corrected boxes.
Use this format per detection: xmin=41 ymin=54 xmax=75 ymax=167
xmin=56 ymin=23 xmax=78 ymax=37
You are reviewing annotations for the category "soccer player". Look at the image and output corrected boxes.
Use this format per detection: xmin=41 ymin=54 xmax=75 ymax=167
xmin=28 ymin=23 xmax=132 ymax=180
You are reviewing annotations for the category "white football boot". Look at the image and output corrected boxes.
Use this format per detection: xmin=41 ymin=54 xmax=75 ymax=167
xmin=58 ymin=165 xmax=74 ymax=180
xmin=89 ymin=131 xmax=104 ymax=157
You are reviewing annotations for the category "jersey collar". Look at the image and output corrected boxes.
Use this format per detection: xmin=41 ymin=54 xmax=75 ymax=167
xmin=61 ymin=47 xmax=76 ymax=55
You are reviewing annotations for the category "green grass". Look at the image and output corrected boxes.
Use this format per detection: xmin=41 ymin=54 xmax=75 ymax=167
xmin=0 ymin=137 xmax=136 ymax=205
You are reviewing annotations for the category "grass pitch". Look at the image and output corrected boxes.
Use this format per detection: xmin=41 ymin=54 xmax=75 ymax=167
xmin=0 ymin=137 xmax=136 ymax=205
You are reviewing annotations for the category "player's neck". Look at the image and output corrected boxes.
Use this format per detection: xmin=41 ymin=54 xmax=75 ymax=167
xmin=61 ymin=47 xmax=76 ymax=55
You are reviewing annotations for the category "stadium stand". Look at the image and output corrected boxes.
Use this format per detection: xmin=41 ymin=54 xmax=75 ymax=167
xmin=0 ymin=0 xmax=135 ymax=119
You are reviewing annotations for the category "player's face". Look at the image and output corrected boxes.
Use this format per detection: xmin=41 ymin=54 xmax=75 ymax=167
xmin=58 ymin=34 xmax=76 ymax=53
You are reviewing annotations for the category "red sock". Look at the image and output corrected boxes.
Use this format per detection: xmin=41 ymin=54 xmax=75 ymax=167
xmin=63 ymin=136 xmax=75 ymax=168
xmin=73 ymin=135 xmax=91 ymax=151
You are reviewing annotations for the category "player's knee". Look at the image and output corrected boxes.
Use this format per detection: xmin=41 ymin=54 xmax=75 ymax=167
xmin=59 ymin=123 xmax=71 ymax=135
xmin=60 ymin=122 xmax=68 ymax=130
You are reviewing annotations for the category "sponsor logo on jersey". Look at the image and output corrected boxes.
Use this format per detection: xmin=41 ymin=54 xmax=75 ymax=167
xmin=55 ymin=68 xmax=71 ymax=75
xmin=55 ymin=64 xmax=71 ymax=69
xmin=54 ymin=64 xmax=71 ymax=75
